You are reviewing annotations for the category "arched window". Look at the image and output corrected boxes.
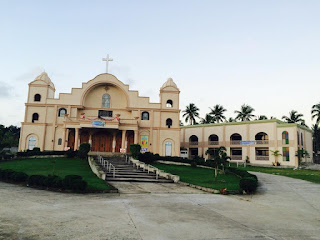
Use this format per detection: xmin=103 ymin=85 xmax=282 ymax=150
xmin=102 ymin=94 xmax=110 ymax=108
xmin=189 ymin=135 xmax=198 ymax=144
xmin=165 ymin=141 xmax=172 ymax=156
xmin=166 ymin=100 xmax=173 ymax=108
xmin=166 ymin=118 xmax=172 ymax=128
xmin=301 ymin=133 xmax=304 ymax=146
xmin=28 ymin=136 xmax=37 ymax=150
xmin=282 ymin=131 xmax=289 ymax=144
xmin=34 ymin=94 xmax=41 ymax=102
xmin=255 ymin=132 xmax=269 ymax=144
xmin=58 ymin=138 xmax=62 ymax=145
xmin=32 ymin=113 xmax=39 ymax=123
xmin=141 ymin=111 xmax=149 ymax=120
xmin=209 ymin=134 xmax=219 ymax=145
xmin=230 ymin=133 xmax=242 ymax=144
xmin=58 ymin=108 xmax=67 ymax=117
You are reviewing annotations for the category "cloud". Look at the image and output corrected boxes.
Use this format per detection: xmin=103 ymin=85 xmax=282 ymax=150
xmin=0 ymin=82 xmax=12 ymax=98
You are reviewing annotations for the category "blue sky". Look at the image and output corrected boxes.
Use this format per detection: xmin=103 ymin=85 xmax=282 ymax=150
xmin=1 ymin=0 xmax=320 ymax=127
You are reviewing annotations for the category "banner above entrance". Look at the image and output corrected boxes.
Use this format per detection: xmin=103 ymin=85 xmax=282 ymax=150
xmin=91 ymin=121 xmax=105 ymax=127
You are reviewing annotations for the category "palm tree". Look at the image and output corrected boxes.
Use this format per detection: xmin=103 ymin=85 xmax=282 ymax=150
xmin=234 ymin=104 xmax=255 ymax=121
xmin=209 ymin=104 xmax=227 ymax=123
xmin=282 ymin=110 xmax=304 ymax=124
xmin=200 ymin=114 xmax=214 ymax=124
xmin=270 ymin=150 xmax=282 ymax=166
xmin=182 ymin=103 xmax=200 ymax=125
xmin=228 ymin=117 xmax=236 ymax=122
xmin=311 ymin=103 xmax=320 ymax=125
xmin=256 ymin=115 xmax=268 ymax=120
xmin=312 ymin=124 xmax=320 ymax=155
xmin=205 ymin=146 xmax=230 ymax=181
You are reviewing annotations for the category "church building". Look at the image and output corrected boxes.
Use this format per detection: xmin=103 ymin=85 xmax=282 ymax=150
xmin=18 ymin=72 xmax=181 ymax=156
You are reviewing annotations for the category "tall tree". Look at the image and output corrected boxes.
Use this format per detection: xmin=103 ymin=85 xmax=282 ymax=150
xmin=182 ymin=103 xmax=200 ymax=125
xmin=282 ymin=110 xmax=304 ymax=124
xmin=311 ymin=103 xmax=320 ymax=125
xmin=209 ymin=104 xmax=227 ymax=123
xmin=200 ymin=114 xmax=214 ymax=124
xmin=234 ymin=104 xmax=255 ymax=121
xmin=312 ymin=124 xmax=320 ymax=155
xmin=205 ymin=146 xmax=230 ymax=181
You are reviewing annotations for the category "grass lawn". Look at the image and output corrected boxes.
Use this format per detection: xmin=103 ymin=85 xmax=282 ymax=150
xmin=0 ymin=158 xmax=112 ymax=191
xmin=234 ymin=164 xmax=320 ymax=184
xmin=152 ymin=163 xmax=242 ymax=191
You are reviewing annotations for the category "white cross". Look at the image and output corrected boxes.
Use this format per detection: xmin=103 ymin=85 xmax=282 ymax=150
xmin=102 ymin=54 xmax=113 ymax=73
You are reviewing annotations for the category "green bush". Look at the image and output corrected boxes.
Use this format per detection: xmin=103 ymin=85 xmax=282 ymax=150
xmin=70 ymin=179 xmax=88 ymax=192
xmin=28 ymin=175 xmax=48 ymax=187
xmin=138 ymin=152 xmax=156 ymax=164
xmin=78 ymin=143 xmax=91 ymax=160
xmin=226 ymin=167 xmax=258 ymax=180
xmin=240 ymin=177 xmax=258 ymax=194
xmin=63 ymin=175 xmax=83 ymax=189
xmin=33 ymin=147 xmax=41 ymax=152
xmin=46 ymin=175 xmax=63 ymax=188
xmin=17 ymin=150 xmax=66 ymax=157
xmin=12 ymin=172 xmax=29 ymax=182
xmin=129 ymin=144 xmax=141 ymax=158
xmin=66 ymin=149 xmax=78 ymax=158
xmin=190 ymin=160 xmax=197 ymax=168
xmin=0 ymin=169 xmax=15 ymax=180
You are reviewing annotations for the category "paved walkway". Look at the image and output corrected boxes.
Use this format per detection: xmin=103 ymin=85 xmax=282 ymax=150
xmin=0 ymin=173 xmax=320 ymax=240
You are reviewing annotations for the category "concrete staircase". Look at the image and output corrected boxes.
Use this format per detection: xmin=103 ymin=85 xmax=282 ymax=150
xmin=95 ymin=156 xmax=174 ymax=183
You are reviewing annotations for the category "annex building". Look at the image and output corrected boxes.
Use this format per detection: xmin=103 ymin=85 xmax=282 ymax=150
xmin=181 ymin=120 xmax=313 ymax=167
xmin=19 ymin=72 xmax=180 ymax=156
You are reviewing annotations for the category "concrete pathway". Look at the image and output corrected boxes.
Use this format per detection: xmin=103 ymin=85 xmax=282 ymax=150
xmin=0 ymin=173 xmax=319 ymax=240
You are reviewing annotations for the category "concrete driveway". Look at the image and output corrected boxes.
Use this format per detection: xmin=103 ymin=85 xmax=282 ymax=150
xmin=0 ymin=172 xmax=319 ymax=240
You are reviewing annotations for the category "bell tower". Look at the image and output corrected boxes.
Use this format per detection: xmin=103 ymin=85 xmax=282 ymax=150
xmin=27 ymin=72 xmax=55 ymax=104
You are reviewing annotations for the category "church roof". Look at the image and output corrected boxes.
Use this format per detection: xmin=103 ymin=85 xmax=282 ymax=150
xmin=31 ymin=72 xmax=55 ymax=88
xmin=161 ymin=78 xmax=179 ymax=90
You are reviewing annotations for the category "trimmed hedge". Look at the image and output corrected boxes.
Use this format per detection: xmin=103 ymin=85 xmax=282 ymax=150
xmin=17 ymin=150 xmax=67 ymax=157
xmin=226 ymin=167 xmax=258 ymax=193
xmin=0 ymin=168 xmax=87 ymax=193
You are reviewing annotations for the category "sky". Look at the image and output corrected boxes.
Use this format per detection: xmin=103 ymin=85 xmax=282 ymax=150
xmin=0 ymin=0 xmax=320 ymax=127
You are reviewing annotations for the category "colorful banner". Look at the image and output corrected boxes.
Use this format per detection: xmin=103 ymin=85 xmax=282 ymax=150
xmin=91 ymin=121 xmax=105 ymax=127
xmin=140 ymin=136 xmax=148 ymax=152
xmin=240 ymin=141 xmax=256 ymax=145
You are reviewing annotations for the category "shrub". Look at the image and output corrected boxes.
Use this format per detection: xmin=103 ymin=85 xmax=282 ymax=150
xmin=46 ymin=175 xmax=63 ymax=188
xmin=240 ymin=177 xmax=258 ymax=194
xmin=190 ymin=160 xmax=197 ymax=168
xmin=17 ymin=150 xmax=67 ymax=157
xmin=28 ymin=175 xmax=48 ymax=187
xmin=33 ymin=147 xmax=41 ymax=152
xmin=138 ymin=152 xmax=156 ymax=164
xmin=66 ymin=149 xmax=78 ymax=158
xmin=70 ymin=179 xmax=87 ymax=192
xmin=63 ymin=175 xmax=83 ymax=189
xmin=129 ymin=144 xmax=141 ymax=158
xmin=0 ymin=169 xmax=15 ymax=180
xmin=78 ymin=143 xmax=91 ymax=160
xmin=12 ymin=172 xmax=29 ymax=182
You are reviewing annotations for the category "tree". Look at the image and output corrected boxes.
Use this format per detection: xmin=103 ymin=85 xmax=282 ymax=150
xmin=209 ymin=104 xmax=227 ymax=123
xmin=200 ymin=114 xmax=214 ymax=124
xmin=234 ymin=104 xmax=255 ymax=121
xmin=282 ymin=110 xmax=304 ymax=125
xmin=312 ymin=124 xmax=320 ymax=155
xmin=296 ymin=149 xmax=310 ymax=166
xmin=182 ymin=103 xmax=200 ymax=125
xmin=311 ymin=103 xmax=320 ymax=125
xmin=270 ymin=150 xmax=282 ymax=166
xmin=256 ymin=115 xmax=268 ymax=120
xmin=228 ymin=117 xmax=236 ymax=122
xmin=205 ymin=146 xmax=230 ymax=181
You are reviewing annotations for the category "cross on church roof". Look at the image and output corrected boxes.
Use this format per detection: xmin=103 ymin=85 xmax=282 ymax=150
xmin=102 ymin=54 xmax=113 ymax=73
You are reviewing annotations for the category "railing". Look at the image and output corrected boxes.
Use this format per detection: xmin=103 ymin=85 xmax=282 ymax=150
xmin=189 ymin=142 xmax=199 ymax=146
xmin=208 ymin=141 xmax=219 ymax=145
xmin=256 ymin=140 xmax=269 ymax=145
xmin=256 ymin=156 xmax=269 ymax=161
xmin=98 ymin=155 xmax=115 ymax=178
xmin=231 ymin=140 xmax=241 ymax=145
xmin=231 ymin=155 xmax=242 ymax=160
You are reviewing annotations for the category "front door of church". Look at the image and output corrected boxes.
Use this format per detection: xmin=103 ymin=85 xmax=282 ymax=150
xmin=92 ymin=132 xmax=112 ymax=152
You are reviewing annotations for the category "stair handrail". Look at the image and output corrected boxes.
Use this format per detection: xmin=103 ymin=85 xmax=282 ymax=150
xmin=109 ymin=162 xmax=116 ymax=178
